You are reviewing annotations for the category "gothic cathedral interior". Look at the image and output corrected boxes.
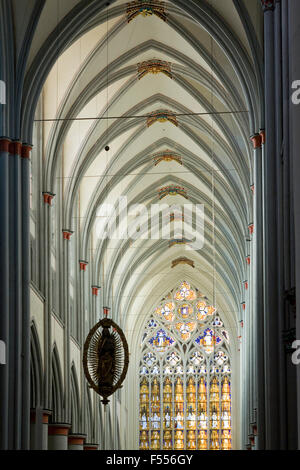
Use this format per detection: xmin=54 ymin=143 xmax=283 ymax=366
xmin=0 ymin=0 xmax=300 ymax=451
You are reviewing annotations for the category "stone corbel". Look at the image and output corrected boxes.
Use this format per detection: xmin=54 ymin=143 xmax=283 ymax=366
xmin=62 ymin=229 xmax=73 ymax=241
xmin=42 ymin=192 xmax=55 ymax=205
xmin=92 ymin=285 xmax=101 ymax=296
xmin=79 ymin=260 xmax=88 ymax=271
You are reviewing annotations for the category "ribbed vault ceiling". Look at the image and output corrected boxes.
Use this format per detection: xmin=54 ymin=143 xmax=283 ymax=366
xmin=29 ymin=0 xmax=263 ymax=347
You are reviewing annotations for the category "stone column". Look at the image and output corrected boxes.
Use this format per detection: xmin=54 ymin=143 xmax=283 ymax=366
xmin=248 ymin=227 xmax=254 ymax=437
xmin=242 ymin=251 xmax=251 ymax=448
xmin=92 ymin=285 xmax=100 ymax=326
xmin=251 ymin=133 xmax=265 ymax=449
xmin=0 ymin=139 xmax=32 ymax=449
xmin=0 ymin=139 xmax=9 ymax=450
xmin=79 ymin=260 xmax=88 ymax=435
xmin=261 ymin=0 xmax=280 ymax=449
xmin=48 ymin=423 xmax=71 ymax=450
xmin=274 ymin=1 xmax=290 ymax=449
xmin=30 ymin=410 xmax=36 ymax=449
xmin=62 ymin=230 xmax=73 ymax=425
xmin=42 ymin=192 xmax=55 ymax=412
xmin=21 ymin=144 xmax=32 ymax=449
xmin=41 ymin=411 xmax=51 ymax=450
xmin=68 ymin=433 xmax=86 ymax=450
xmin=8 ymin=141 xmax=23 ymax=449
xmin=282 ymin=0 xmax=298 ymax=450
xmin=289 ymin=0 xmax=300 ymax=449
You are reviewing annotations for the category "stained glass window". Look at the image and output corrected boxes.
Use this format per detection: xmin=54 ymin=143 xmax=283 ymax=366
xmin=139 ymin=281 xmax=232 ymax=450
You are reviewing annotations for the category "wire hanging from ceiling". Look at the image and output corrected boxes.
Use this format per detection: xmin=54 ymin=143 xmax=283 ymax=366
xmin=104 ymin=2 xmax=110 ymax=313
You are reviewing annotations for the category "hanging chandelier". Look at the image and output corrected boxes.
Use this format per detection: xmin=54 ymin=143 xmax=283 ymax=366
xmin=83 ymin=308 xmax=129 ymax=405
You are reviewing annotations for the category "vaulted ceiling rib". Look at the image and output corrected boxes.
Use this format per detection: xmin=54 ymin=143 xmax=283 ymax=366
xmin=30 ymin=0 xmax=262 ymax=338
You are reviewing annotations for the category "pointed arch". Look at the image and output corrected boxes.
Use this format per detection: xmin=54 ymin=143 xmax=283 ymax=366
xmin=70 ymin=363 xmax=80 ymax=433
xmin=86 ymin=385 xmax=93 ymax=442
xmin=30 ymin=321 xmax=43 ymax=409
xmin=138 ymin=280 xmax=232 ymax=450
xmin=51 ymin=344 xmax=64 ymax=423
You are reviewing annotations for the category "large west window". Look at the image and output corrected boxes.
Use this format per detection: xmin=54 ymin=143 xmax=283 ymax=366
xmin=139 ymin=281 xmax=232 ymax=450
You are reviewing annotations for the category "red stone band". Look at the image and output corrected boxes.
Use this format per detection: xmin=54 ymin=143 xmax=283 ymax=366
xmin=79 ymin=261 xmax=88 ymax=271
xmin=43 ymin=192 xmax=55 ymax=205
xmin=92 ymin=286 xmax=100 ymax=296
xmin=84 ymin=444 xmax=98 ymax=450
xmin=261 ymin=0 xmax=275 ymax=12
xmin=250 ymin=134 xmax=262 ymax=149
xmin=0 ymin=139 xmax=32 ymax=157
xmin=68 ymin=436 xmax=85 ymax=445
xmin=62 ymin=230 xmax=73 ymax=240
xmin=48 ymin=425 xmax=70 ymax=436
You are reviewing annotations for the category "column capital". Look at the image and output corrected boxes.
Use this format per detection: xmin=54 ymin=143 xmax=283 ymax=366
xmin=79 ymin=260 xmax=88 ymax=271
xmin=250 ymin=133 xmax=262 ymax=149
xmin=21 ymin=144 xmax=32 ymax=159
xmin=62 ymin=229 xmax=74 ymax=241
xmin=261 ymin=0 xmax=276 ymax=12
xmin=248 ymin=223 xmax=254 ymax=235
xmin=30 ymin=409 xmax=36 ymax=423
xmin=48 ymin=423 xmax=71 ymax=436
xmin=250 ymin=422 xmax=258 ymax=436
xmin=0 ymin=138 xmax=32 ymax=157
xmin=0 ymin=137 xmax=11 ymax=152
xmin=30 ymin=408 xmax=52 ymax=423
xmin=92 ymin=285 xmax=101 ymax=296
xmin=43 ymin=191 xmax=55 ymax=205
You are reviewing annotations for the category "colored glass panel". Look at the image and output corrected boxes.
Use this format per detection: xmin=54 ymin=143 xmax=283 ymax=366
xmin=149 ymin=329 xmax=175 ymax=352
xmin=139 ymin=281 xmax=231 ymax=450
xmin=195 ymin=328 xmax=223 ymax=354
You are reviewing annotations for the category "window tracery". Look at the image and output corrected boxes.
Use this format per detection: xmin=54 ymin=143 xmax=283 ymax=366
xmin=139 ymin=281 xmax=232 ymax=450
